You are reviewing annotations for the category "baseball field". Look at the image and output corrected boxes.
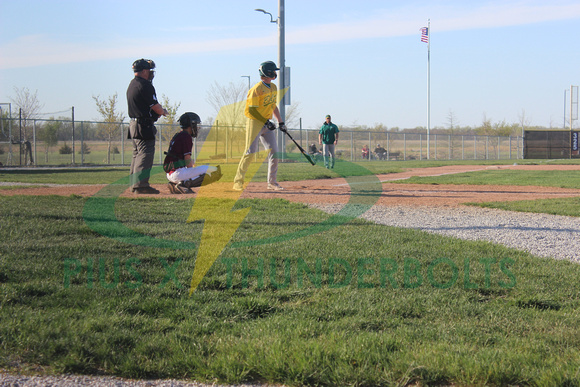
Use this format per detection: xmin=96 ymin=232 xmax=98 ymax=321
xmin=1 ymin=159 xmax=579 ymax=386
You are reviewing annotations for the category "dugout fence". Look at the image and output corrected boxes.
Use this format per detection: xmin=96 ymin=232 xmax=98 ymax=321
xmin=0 ymin=117 xmax=524 ymax=167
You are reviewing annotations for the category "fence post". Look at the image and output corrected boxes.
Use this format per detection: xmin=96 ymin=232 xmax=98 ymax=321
xmin=420 ymin=134 xmax=423 ymax=160
xmin=350 ymin=131 xmax=354 ymax=161
xmin=368 ymin=132 xmax=371 ymax=160
xmin=80 ymin=121 xmax=84 ymax=166
xmin=299 ymin=118 xmax=302 ymax=148
xmin=215 ymin=120 xmax=219 ymax=157
xmin=448 ymin=134 xmax=451 ymax=160
xmin=461 ymin=135 xmax=464 ymax=160
xmin=121 ymin=123 xmax=125 ymax=166
xmin=486 ymin=136 xmax=489 ymax=160
xmin=71 ymin=107 xmax=75 ymax=165
xmin=33 ymin=120 xmax=37 ymax=165
xmin=226 ymin=125 xmax=229 ymax=163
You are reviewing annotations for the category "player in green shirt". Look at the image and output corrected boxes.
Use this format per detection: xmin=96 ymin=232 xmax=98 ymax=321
xmin=318 ymin=114 xmax=339 ymax=169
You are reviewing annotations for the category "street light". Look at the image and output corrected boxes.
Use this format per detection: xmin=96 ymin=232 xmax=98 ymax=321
xmin=254 ymin=8 xmax=276 ymax=23
xmin=254 ymin=1 xmax=287 ymax=156
xmin=241 ymin=76 xmax=251 ymax=91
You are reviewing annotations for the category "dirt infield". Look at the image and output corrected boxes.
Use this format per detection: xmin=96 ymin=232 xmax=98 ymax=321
xmin=2 ymin=164 xmax=580 ymax=207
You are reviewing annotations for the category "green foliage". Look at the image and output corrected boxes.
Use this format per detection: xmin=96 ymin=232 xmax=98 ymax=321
xmin=58 ymin=143 xmax=73 ymax=155
xmin=39 ymin=119 xmax=60 ymax=148
xmin=78 ymin=142 xmax=90 ymax=155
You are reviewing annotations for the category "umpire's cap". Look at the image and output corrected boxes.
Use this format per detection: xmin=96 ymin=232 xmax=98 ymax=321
xmin=132 ymin=58 xmax=156 ymax=72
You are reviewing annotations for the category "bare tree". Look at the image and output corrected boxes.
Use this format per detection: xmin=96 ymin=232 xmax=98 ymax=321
xmin=446 ymin=109 xmax=459 ymax=133
xmin=206 ymin=81 xmax=247 ymax=154
xmin=206 ymin=81 xmax=246 ymax=126
xmin=93 ymin=93 xmax=125 ymax=164
xmin=10 ymin=87 xmax=44 ymax=140
xmin=518 ymin=109 xmax=531 ymax=136
xmin=284 ymin=101 xmax=302 ymax=129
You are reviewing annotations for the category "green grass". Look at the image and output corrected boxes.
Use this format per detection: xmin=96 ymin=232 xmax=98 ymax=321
xmin=1 ymin=195 xmax=579 ymax=386
xmin=468 ymin=197 xmax=580 ymax=217
xmin=399 ymin=169 xmax=580 ymax=189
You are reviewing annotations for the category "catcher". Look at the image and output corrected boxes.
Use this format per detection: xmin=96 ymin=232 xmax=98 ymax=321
xmin=164 ymin=112 xmax=222 ymax=194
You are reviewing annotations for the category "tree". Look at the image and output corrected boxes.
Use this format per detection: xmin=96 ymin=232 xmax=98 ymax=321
xmin=10 ymin=87 xmax=44 ymax=140
xmin=518 ymin=109 xmax=531 ymax=136
xmin=93 ymin=93 xmax=125 ymax=164
xmin=284 ymin=101 xmax=302 ymax=129
xmin=446 ymin=110 xmax=459 ymax=133
xmin=38 ymin=119 xmax=60 ymax=163
xmin=158 ymin=94 xmax=181 ymax=142
xmin=446 ymin=109 xmax=460 ymax=157
xmin=206 ymin=81 xmax=247 ymax=155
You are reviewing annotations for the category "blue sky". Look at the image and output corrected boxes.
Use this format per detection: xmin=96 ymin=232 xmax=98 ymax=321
xmin=1 ymin=0 xmax=579 ymax=129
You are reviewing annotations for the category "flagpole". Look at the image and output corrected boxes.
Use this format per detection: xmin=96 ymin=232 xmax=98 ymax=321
xmin=427 ymin=19 xmax=431 ymax=160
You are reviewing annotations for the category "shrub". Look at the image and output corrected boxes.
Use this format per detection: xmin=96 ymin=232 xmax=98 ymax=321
xmin=59 ymin=143 xmax=73 ymax=154
xmin=78 ymin=143 xmax=91 ymax=155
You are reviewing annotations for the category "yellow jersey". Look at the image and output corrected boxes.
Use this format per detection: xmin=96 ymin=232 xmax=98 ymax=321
xmin=244 ymin=81 xmax=278 ymax=120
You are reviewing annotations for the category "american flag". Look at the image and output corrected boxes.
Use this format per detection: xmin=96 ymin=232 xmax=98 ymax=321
xmin=421 ymin=27 xmax=429 ymax=43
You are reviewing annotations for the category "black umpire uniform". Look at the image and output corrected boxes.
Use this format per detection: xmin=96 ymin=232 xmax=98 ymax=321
xmin=126 ymin=58 xmax=164 ymax=194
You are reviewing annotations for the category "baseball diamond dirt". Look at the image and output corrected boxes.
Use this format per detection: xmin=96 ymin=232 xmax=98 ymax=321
xmin=2 ymin=164 xmax=579 ymax=263
xmin=2 ymin=164 xmax=580 ymax=206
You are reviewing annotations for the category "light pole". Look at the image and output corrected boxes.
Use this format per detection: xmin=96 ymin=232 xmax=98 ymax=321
xmin=255 ymin=0 xmax=286 ymax=156
xmin=241 ymin=76 xmax=251 ymax=91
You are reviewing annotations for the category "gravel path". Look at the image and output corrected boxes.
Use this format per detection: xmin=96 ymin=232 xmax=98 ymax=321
xmin=309 ymin=203 xmax=580 ymax=263
xmin=0 ymin=373 xmax=272 ymax=387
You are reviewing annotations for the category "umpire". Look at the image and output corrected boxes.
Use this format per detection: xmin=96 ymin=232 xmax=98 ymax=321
xmin=126 ymin=58 xmax=168 ymax=194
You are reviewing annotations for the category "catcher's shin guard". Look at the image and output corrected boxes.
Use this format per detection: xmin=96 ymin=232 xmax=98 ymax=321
xmin=182 ymin=165 xmax=223 ymax=188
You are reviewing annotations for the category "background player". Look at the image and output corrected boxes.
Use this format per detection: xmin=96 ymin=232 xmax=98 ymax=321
xmin=319 ymin=114 xmax=339 ymax=169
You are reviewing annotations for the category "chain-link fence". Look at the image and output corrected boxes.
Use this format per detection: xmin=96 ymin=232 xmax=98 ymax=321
xmin=0 ymin=118 xmax=523 ymax=167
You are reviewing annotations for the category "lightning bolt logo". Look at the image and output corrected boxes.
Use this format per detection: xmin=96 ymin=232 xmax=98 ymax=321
xmin=186 ymin=168 xmax=259 ymax=294
xmin=187 ymin=101 xmax=268 ymax=294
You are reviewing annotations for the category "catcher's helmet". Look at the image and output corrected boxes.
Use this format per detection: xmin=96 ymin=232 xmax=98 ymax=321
xmin=259 ymin=61 xmax=279 ymax=79
xmin=179 ymin=112 xmax=201 ymax=137
xmin=132 ymin=58 xmax=156 ymax=72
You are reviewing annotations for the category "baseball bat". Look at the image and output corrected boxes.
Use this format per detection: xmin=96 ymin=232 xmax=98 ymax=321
xmin=282 ymin=129 xmax=316 ymax=165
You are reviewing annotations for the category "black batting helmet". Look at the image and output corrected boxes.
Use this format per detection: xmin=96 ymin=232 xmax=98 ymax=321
xmin=178 ymin=112 xmax=201 ymax=137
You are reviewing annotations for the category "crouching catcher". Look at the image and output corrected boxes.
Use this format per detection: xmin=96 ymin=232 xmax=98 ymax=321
xmin=164 ymin=112 xmax=222 ymax=194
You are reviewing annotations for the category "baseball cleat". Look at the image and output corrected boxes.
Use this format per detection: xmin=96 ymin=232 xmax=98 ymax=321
xmin=267 ymin=183 xmax=284 ymax=191
xmin=134 ymin=186 xmax=160 ymax=194
xmin=168 ymin=182 xmax=194 ymax=194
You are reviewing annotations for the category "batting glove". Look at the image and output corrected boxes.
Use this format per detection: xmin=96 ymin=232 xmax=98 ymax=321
xmin=278 ymin=122 xmax=287 ymax=132
xmin=265 ymin=120 xmax=276 ymax=131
